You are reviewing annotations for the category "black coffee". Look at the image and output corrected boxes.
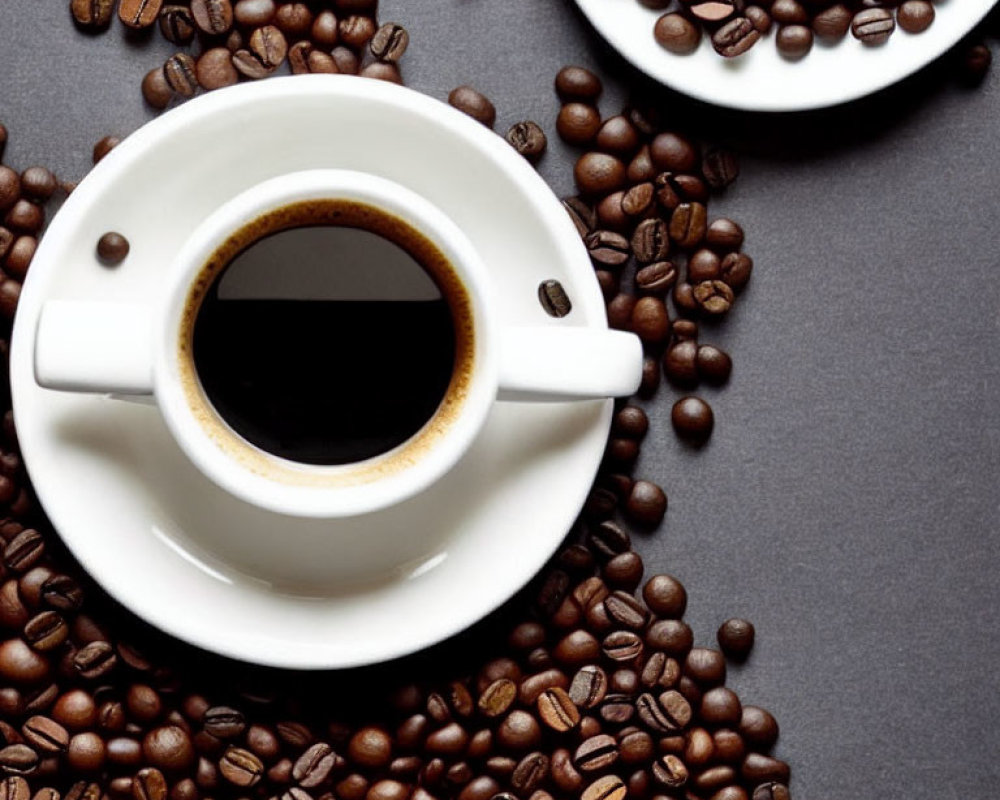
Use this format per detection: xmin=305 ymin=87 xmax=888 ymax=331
xmin=189 ymin=203 xmax=464 ymax=466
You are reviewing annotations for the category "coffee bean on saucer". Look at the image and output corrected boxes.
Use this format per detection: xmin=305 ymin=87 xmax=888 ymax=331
xmin=851 ymin=8 xmax=894 ymax=44
xmin=654 ymin=13 xmax=700 ymax=54
xmin=745 ymin=5 xmax=771 ymax=33
xmin=448 ymin=86 xmax=496 ymax=129
xmin=96 ymin=233 xmax=129 ymax=265
xmin=536 ymin=280 xmax=572 ymax=318
xmin=770 ymin=0 xmax=806 ymax=24
xmin=506 ymin=122 xmax=547 ymax=162
xmin=717 ymin=618 xmax=754 ymax=659
xmin=776 ymin=25 xmax=813 ymax=59
xmin=712 ymin=17 xmax=761 ymax=57
xmin=554 ymin=66 xmax=602 ymax=103
xmin=896 ymin=1 xmax=934 ymax=33
xmin=671 ymin=396 xmax=714 ymax=444
xmin=812 ymin=3 xmax=850 ymax=39
xmin=690 ymin=1 xmax=735 ymax=24
xmin=71 ymin=0 xmax=115 ymax=30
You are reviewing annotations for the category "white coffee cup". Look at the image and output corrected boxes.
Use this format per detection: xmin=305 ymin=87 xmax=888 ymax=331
xmin=34 ymin=168 xmax=642 ymax=518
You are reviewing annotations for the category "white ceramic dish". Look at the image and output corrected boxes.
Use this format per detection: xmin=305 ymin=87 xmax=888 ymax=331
xmin=573 ymin=0 xmax=997 ymax=111
xmin=11 ymin=77 xmax=613 ymax=669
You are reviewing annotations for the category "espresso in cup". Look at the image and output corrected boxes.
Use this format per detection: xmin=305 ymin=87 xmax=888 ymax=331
xmin=178 ymin=199 xmax=476 ymax=467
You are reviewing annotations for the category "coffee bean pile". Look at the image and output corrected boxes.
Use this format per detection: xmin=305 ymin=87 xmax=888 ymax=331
xmin=548 ymin=66 xmax=746 ymax=456
xmin=67 ymin=0 xmax=410 ymax=108
xmin=647 ymin=0 xmax=937 ymax=60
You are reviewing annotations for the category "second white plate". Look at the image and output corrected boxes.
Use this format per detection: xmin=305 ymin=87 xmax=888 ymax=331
xmin=574 ymin=0 xmax=997 ymax=111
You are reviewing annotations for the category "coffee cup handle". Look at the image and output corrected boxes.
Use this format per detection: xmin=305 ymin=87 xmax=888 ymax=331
xmin=34 ymin=300 xmax=155 ymax=396
xmin=497 ymin=326 xmax=643 ymax=402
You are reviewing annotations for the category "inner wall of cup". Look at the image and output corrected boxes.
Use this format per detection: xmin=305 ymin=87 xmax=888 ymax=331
xmin=175 ymin=199 xmax=477 ymax=487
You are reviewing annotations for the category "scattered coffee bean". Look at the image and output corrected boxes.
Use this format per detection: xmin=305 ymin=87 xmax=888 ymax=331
xmin=671 ymin=396 xmax=714 ymax=444
xmin=654 ymin=13 xmax=700 ymax=54
xmin=696 ymin=345 xmax=732 ymax=385
xmin=71 ymin=0 xmax=115 ymax=30
xmin=190 ymin=0 xmax=233 ymax=35
xmin=96 ymin=232 xmax=129 ymax=265
xmin=717 ymin=618 xmax=755 ymax=659
xmin=624 ymin=481 xmax=667 ymax=527
xmin=739 ymin=705 xmax=779 ymax=750
xmin=537 ymin=688 xmax=580 ymax=731
xmin=506 ymin=122 xmax=547 ymax=162
xmin=574 ymin=153 xmax=627 ymax=197
xmin=557 ymin=104 xmax=602 ymax=147
xmin=448 ymin=86 xmax=496 ymax=129
xmin=119 ymin=0 xmax=163 ymax=29
xmin=776 ymin=24 xmax=813 ymax=59
xmin=554 ymin=66 xmax=602 ymax=103
xmin=196 ymin=48 xmax=239 ymax=90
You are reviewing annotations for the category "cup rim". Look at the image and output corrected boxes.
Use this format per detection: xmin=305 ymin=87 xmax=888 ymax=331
xmin=154 ymin=168 xmax=498 ymax=518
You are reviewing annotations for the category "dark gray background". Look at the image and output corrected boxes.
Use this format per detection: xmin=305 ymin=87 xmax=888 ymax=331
xmin=2 ymin=1 xmax=999 ymax=796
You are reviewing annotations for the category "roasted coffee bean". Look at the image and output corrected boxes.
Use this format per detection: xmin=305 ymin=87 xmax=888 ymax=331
xmin=741 ymin=754 xmax=790 ymax=785
xmin=627 ymin=147 xmax=656 ymax=184
xmin=739 ymin=706 xmax=778 ymax=751
xmin=651 ymin=754 xmax=687 ymax=788
xmin=640 ymin=652 xmax=679 ymax=689
xmin=635 ymin=261 xmax=677 ymax=294
xmin=700 ymin=148 xmax=739 ymax=190
xmin=717 ymin=618 xmax=754 ymax=658
xmin=574 ymin=735 xmax=618 ymax=772
xmin=359 ymin=62 xmax=402 ymax=83
xmin=586 ymin=231 xmax=630 ymax=267
xmin=309 ymin=9 xmax=337 ymax=44
xmin=507 ymin=122 xmax=547 ymax=163
xmin=635 ymin=694 xmax=676 ymax=734
xmin=568 ymin=666 xmax=608 ymax=710
xmin=694 ymin=344 xmax=731 ymax=386
xmin=603 ymin=591 xmax=649 ymax=630
xmin=562 ymin=198 xmax=596 ymax=238
xmin=0 ymin=227 xmax=13 ymax=261
xmin=106 ymin=737 xmax=142 ymax=767
xmin=630 ymin=297 xmax=670 ymax=345
xmin=684 ymin=648 xmax=727 ymax=686
xmin=705 ymin=218 xmax=743 ymax=251
xmin=193 ymin=48 xmax=237 ymax=89
xmin=0 ymin=777 xmax=29 ymax=800
xmin=602 ymin=631 xmax=643 ymax=663
xmin=700 ymin=688 xmax=742 ymax=728
xmin=0 ymin=169 xmax=19 ymax=214
xmin=448 ymin=682 xmax=475 ymax=718
xmin=575 ymin=153 xmax=627 ymax=197
xmin=650 ymin=133 xmax=698 ymax=173
xmin=645 ymin=620 xmax=693 ymax=656
xmin=751 ymin=783 xmax=789 ymax=800
xmin=673 ymin=281 xmax=698 ymax=316
xmin=219 ymin=747 xmax=263 ymax=787
xmin=497 ymin=711 xmax=541 ymax=751
xmin=537 ymin=279 xmax=571 ymax=318
xmin=126 ymin=685 xmax=162 ymax=723
xmin=141 ymin=66 xmax=173 ymax=109
xmin=554 ymin=630 xmax=601 ymax=667
xmin=581 ymin=774 xmax=626 ymax=800
xmin=293 ymin=742 xmax=339 ymax=787
xmin=776 ymin=24 xmax=813 ymax=59
xmin=897 ymin=0 xmax=934 ymax=33
xmin=338 ymin=14 xmax=375 ymax=48
xmin=693 ymin=280 xmax=734 ymax=314
xmin=595 ymin=117 xmax=640 ymax=158
xmin=669 ymin=203 xmax=707 ymax=248
xmin=71 ymin=0 xmax=115 ymax=29
xmin=602 ymin=552 xmax=644 ymax=591
xmin=163 ymin=53 xmax=198 ymax=97
xmin=479 ymin=679 xmax=517 ymax=718
xmin=684 ymin=727 xmax=715 ymax=767
xmin=671 ymin=396 xmax=714 ymax=444
xmin=348 ymin=727 xmax=392 ymax=767
xmin=712 ymin=17 xmax=761 ymax=56
xmin=158 ymin=4 xmax=195 ymax=43
xmin=851 ymin=8 xmax=894 ymax=44
xmin=511 ymin=753 xmax=549 ymax=795
xmin=631 ymin=219 xmax=670 ymax=264
xmin=596 ymin=192 xmax=629 ymax=233
xmin=537 ymin=688 xmax=580 ymax=731
xmin=555 ymin=66 xmax=602 ymax=102
xmin=4 ymin=530 xmax=44 ymax=572
xmin=770 ymin=0 xmax=806 ymax=24
xmin=689 ymin=0 xmax=735 ymax=23
xmin=719 ymin=252 xmax=752 ymax=291
xmin=190 ymin=0 xmax=233 ymax=34
xmin=330 ymin=46 xmax=360 ymax=74
xmin=142 ymin=726 xmax=194 ymax=771
xmin=654 ymin=12 xmax=700 ymax=53
xmin=612 ymin=406 xmax=648 ymax=439
xmin=558 ymin=104 xmax=602 ymax=146
xmin=560 ymin=543 xmax=597 ymax=574
xmin=133 ymin=768 xmax=167 ymax=800
xmin=0 ymin=745 xmax=38 ymax=775
xmin=423 ymin=723 xmax=468 ymax=757
xmin=448 ymin=87 xmax=496 ymax=128
xmin=19 ymin=168 xmax=57 ymax=203
xmin=3 ymin=201 xmax=42 ymax=235
xmin=713 ymin=729 xmax=746 ymax=764
xmin=234 ymin=0 xmax=276 ymax=26
xmin=598 ymin=694 xmax=633 ymax=726
xmin=119 ymin=0 xmax=162 ymax=28
xmin=664 ymin=340 xmax=698 ymax=386
xmin=23 ymin=613 xmax=67 ymax=652
xmin=589 ymin=521 xmax=630 ymax=562
xmin=202 ymin=707 xmax=245 ymax=739
xmin=369 ymin=22 xmax=409 ymax=62
xmin=274 ymin=3 xmax=312 ymax=35
xmin=249 ymin=25 xmax=288 ymax=69
xmin=621 ymin=183 xmax=654 ymax=218
xmin=811 ymin=3 xmax=850 ymax=38
xmin=93 ymin=232 xmax=130 ymax=265
xmin=39 ymin=575 xmax=83 ymax=613
xmin=20 ymin=718 xmax=67 ymax=754
xmin=624 ymin=481 xmax=667 ymax=527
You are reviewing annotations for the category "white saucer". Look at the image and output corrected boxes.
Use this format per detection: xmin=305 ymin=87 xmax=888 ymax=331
xmin=10 ymin=77 xmax=611 ymax=669
xmin=574 ymin=0 xmax=996 ymax=111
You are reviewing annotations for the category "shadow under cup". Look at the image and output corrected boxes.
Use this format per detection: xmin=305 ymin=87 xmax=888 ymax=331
xmin=176 ymin=198 xmax=477 ymax=484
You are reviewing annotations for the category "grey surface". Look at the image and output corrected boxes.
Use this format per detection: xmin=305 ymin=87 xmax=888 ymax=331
xmin=2 ymin=0 xmax=1000 ymax=797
